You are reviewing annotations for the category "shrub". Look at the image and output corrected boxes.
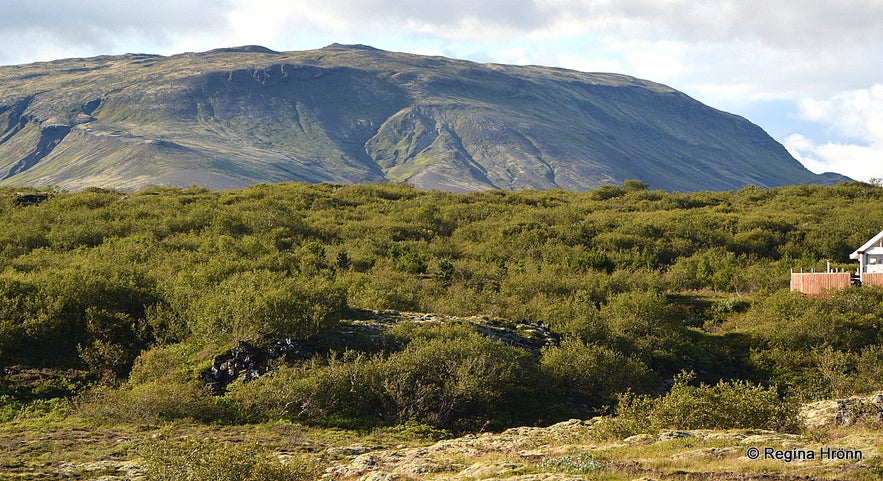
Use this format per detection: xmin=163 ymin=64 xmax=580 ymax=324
xmin=545 ymin=295 xmax=607 ymax=343
xmin=76 ymin=380 xmax=227 ymax=424
xmin=735 ymin=288 xmax=883 ymax=353
xmin=142 ymin=435 xmax=318 ymax=481
xmin=77 ymin=307 xmax=149 ymax=381
xmin=651 ymin=376 xmax=797 ymax=431
xmin=0 ymin=395 xmax=72 ymax=423
xmin=382 ymin=331 xmax=537 ymax=428
xmin=127 ymin=343 xmax=202 ymax=385
xmin=541 ymin=340 xmax=654 ymax=409
xmin=395 ymin=250 xmax=428 ymax=274
xmin=595 ymin=390 xmax=657 ymax=439
xmin=602 ymin=291 xmax=678 ymax=339
xmin=566 ymin=249 xmax=615 ymax=274
xmin=590 ymin=184 xmax=625 ymax=200
xmin=225 ymin=352 xmax=392 ymax=425
xmin=11 ymin=181 xmax=883 ymax=431
xmin=342 ymin=269 xmax=426 ymax=311
xmin=621 ymin=179 xmax=649 ymax=192
xmin=854 ymin=344 xmax=883 ymax=393
xmin=611 ymin=373 xmax=799 ymax=436
xmin=228 ymin=325 xmax=543 ymax=429
xmin=434 ymin=258 xmax=456 ymax=285
xmin=144 ymin=302 xmax=190 ymax=346
xmin=601 ymin=290 xmax=683 ymax=362
xmin=183 ymin=270 xmax=345 ymax=343
xmin=0 ymin=274 xmax=40 ymax=360
xmin=540 ymin=451 xmax=605 ymax=474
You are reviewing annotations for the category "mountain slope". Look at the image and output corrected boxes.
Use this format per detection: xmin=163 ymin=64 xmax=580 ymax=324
xmin=0 ymin=44 xmax=848 ymax=192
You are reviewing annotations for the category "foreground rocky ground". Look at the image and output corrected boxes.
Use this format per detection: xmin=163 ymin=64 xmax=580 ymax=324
xmin=1 ymin=392 xmax=880 ymax=481
xmin=324 ymin=394 xmax=883 ymax=481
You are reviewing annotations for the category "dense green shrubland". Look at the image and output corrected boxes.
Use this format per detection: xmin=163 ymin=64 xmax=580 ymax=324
xmin=606 ymin=372 xmax=801 ymax=436
xmin=2 ymin=181 xmax=883 ymax=430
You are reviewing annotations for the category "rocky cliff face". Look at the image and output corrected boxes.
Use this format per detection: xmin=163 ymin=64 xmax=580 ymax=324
xmin=0 ymin=44 xmax=848 ymax=192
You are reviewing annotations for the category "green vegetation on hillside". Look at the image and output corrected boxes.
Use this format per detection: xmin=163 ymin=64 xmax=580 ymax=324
xmin=1 ymin=180 xmax=883 ymax=439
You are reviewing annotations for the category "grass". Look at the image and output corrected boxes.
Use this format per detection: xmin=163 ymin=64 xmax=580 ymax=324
xmin=0 ymin=408 xmax=880 ymax=480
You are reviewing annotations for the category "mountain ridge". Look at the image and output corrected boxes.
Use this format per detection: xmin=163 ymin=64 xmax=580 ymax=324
xmin=0 ymin=44 xmax=849 ymax=192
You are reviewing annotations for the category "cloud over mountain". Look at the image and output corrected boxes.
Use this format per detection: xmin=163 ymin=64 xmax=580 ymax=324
xmin=786 ymin=84 xmax=883 ymax=181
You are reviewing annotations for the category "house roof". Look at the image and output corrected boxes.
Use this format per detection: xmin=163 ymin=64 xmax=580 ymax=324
xmin=850 ymin=229 xmax=883 ymax=259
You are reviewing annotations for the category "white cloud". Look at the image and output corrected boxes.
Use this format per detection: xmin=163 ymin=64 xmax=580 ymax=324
xmin=3 ymin=1 xmax=882 ymax=101
xmin=0 ymin=0 xmax=233 ymax=64
xmin=797 ymin=98 xmax=835 ymax=123
xmin=796 ymin=85 xmax=883 ymax=143
xmin=786 ymin=85 xmax=883 ymax=181
xmin=786 ymin=135 xmax=883 ymax=181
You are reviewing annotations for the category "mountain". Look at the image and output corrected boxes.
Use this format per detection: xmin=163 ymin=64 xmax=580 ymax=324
xmin=0 ymin=44 xmax=849 ymax=192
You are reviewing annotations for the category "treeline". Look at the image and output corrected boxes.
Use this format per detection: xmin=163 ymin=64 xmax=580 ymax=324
xmin=2 ymin=181 xmax=883 ymax=430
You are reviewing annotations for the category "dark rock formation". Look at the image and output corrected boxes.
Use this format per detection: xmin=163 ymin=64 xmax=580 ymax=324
xmin=12 ymin=192 xmax=50 ymax=205
xmin=201 ymin=339 xmax=313 ymax=394
xmin=199 ymin=311 xmax=560 ymax=394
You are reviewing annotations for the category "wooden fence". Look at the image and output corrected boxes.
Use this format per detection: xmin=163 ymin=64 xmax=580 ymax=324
xmin=862 ymin=273 xmax=883 ymax=286
xmin=790 ymin=272 xmax=852 ymax=296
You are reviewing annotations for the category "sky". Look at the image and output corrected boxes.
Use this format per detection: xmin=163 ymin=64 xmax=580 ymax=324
xmin=2 ymin=0 xmax=882 ymax=182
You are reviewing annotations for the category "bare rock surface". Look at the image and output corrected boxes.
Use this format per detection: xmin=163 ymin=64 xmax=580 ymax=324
xmin=800 ymin=391 xmax=883 ymax=429
xmin=339 ymin=309 xmax=560 ymax=355
xmin=323 ymin=419 xmax=596 ymax=480
xmin=322 ymin=398 xmax=882 ymax=481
